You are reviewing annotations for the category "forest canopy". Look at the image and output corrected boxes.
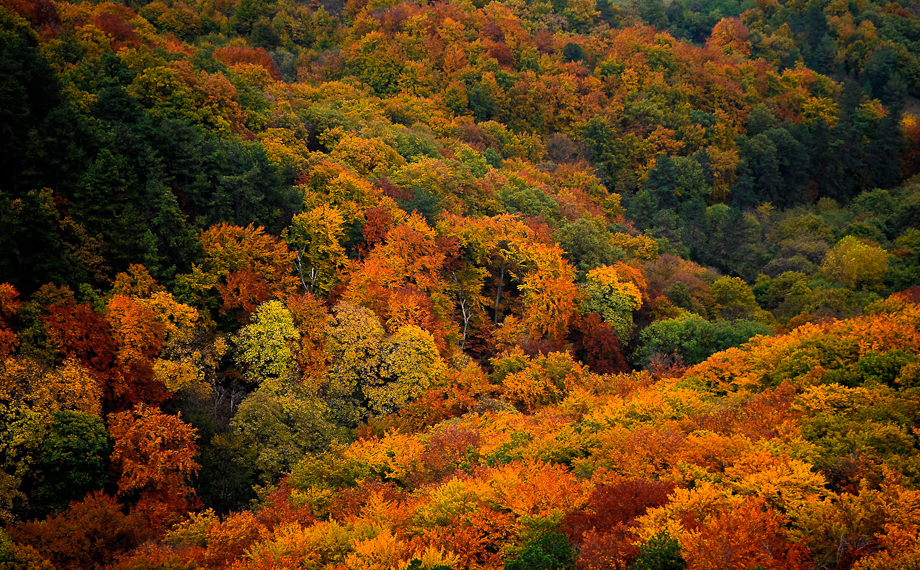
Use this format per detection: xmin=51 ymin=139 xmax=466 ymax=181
xmin=1 ymin=0 xmax=920 ymax=566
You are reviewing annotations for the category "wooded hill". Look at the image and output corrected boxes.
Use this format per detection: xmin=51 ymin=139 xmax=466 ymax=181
xmin=1 ymin=0 xmax=920 ymax=566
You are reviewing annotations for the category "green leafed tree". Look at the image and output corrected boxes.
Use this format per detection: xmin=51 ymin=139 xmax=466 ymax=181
xmin=323 ymin=302 xmax=385 ymax=426
xmin=580 ymin=265 xmax=642 ymax=341
xmin=643 ymin=155 xmax=712 ymax=209
xmin=505 ymin=533 xmax=576 ymax=570
xmin=367 ymin=325 xmax=447 ymax=416
xmin=287 ymin=205 xmax=348 ymax=296
xmin=36 ymin=411 xmax=110 ymax=515
xmin=629 ymin=532 xmax=687 ymax=570
xmin=230 ymin=391 xmax=342 ymax=487
xmin=820 ymin=236 xmax=889 ymax=291
xmin=555 ymin=217 xmax=624 ymax=277
xmin=635 ymin=313 xmax=769 ymax=367
xmin=235 ymin=300 xmax=299 ymax=391
xmin=709 ymin=276 xmax=761 ymax=321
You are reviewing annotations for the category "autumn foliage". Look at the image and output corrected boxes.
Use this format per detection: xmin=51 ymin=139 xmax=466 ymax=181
xmin=213 ymin=46 xmax=282 ymax=80
xmin=1 ymin=0 xmax=920 ymax=563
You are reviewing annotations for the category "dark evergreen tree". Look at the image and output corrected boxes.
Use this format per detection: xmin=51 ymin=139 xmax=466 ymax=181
xmin=628 ymin=189 xmax=660 ymax=233
xmin=505 ymin=533 xmax=576 ymax=570
xmin=680 ymin=197 xmax=708 ymax=262
xmin=35 ymin=412 xmax=111 ymax=516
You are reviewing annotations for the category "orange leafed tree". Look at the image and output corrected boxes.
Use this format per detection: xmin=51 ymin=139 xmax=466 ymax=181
xmin=108 ymin=405 xmax=200 ymax=533
xmin=707 ymin=18 xmax=751 ymax=56
xmin=345 ymin=215 xmax=453 ymax=350
xmin=112 ymin=264 xmax=164 ymax=298
xmin=682 ymin=498 xmax=807 ymax=570
xmin=200 ymin=223 xmax=295 ymax=284
xmin=903 ymin=115 xmax=920 ymax=178
xmin=500 ymin=350 xmax=589 ymax=411
xmin=217 ymin=269 xmax=273 ymax=319
xmin=520 ymin=266 xmax=581 ymax=345
xmin=106 ymin=295 xmax=166 ymax=364
xmin=285 ymin=292 xmax=330 ymax=380
xmin=198 ymin=223 xmax=297 ymax=320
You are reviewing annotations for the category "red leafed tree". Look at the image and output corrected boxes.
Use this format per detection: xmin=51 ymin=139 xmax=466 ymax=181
xmin=892 ymin=285 xmax=920 ymax=305
xmin=0 ymin=0 xmax=61 ymax=30
xmin=253 ymin=484 xmax=316 ymax=530
xmin=108 ymin=405 xmax=200 ymax=534
xmin=92 ymin=12 xmax=145 ymax=49
xmin=412 ymin=425 xmax=482 ymax=484
xmin=568 ymin=312 xmax=629 ymax=374
xmin=43 ymin=302 xmax=169 ymax=411
xmin=358 ymin=206 xmax=394 ymax=257
xmin=0 ymin=282 xmax=22 ymax=359
xmin=564 ymin=479 xmax=678 ymax=570
xmin=213 ymin=46 xmax=282 ymax=80
xmin=43 ymin=302 xmax=118 ymax=376
xmin=9 ymin=492 xmax=150 ymax=570
xmin=565 ymin=479 xmax=678 ymax=540
xmin=217 ymin=269 xmax=272 ymax=320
